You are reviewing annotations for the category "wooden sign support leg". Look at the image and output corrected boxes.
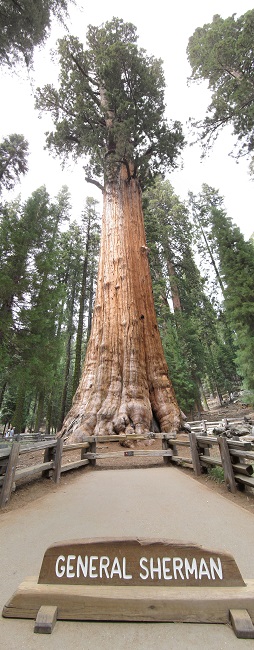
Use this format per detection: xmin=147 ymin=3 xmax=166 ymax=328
xmin=230 ymin=609 xmax=254 ymax=639
xmin=34 ymin=606 xmax=58 ymax=634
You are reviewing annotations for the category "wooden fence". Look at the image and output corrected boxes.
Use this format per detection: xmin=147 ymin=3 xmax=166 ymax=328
xmin=0 ymin=420 xmax=254 ymax=509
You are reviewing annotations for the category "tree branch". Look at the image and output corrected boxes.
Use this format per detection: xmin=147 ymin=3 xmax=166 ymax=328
xmin=85 ymin=175 xmax=104 ymax=192
xmin=69 ymin=53 xmax=101 ymax=107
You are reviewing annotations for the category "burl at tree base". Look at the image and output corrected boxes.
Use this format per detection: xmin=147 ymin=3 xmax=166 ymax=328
xmin=60 ymin=165 xmax=182 ymax=441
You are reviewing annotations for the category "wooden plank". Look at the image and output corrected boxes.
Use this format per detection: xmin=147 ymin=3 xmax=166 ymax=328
xmin=4 ymin=578 xmax=254 ymax=624
xmin=83 ymin=450 xmax=173 ymax=459
xmin=227 ymin=440 xmax=252 ymax=450
xmin=230 ymin=609 xmax=254 ymax=638
xmin=63 ymin=443 xmax=90 ymax=452
xmin=80 ymin=433 xmax=177 ymax=443
xmin=200 ymin=456 xmax=222 ymax=467
xmin=171 ymin=456 xmax=193 ymax=465
xmin=218 ymin=437 xmax=237 ymax=494
xmin=0 ymin=448 xmax=11 ymax=459
xmin=196 ymin=436 xmax=218 ymax=447
xmin=61 ymin=459 xmax=89 ymax=473
xmin=18 ymin=441 xmax=56 ymax=454
xmin=0 ymin=441 xmax=20 ymax=508
xmin=232 ymin=463 xmax=253 ymax=476
xmin=38 ymin=539 xmax=245 ymax=588
xmin=15 ymin=462 xmax=54 ymax=481
xmin=34 ymin=605 xmax=58 ymax=634
xmin=229 ymin=449 xmax=254 ymax=460
xmin=53 ymin=438 xmax=64 ymax=484
xmin=197 ymin=436 xmax=252 ymax=451
xmin=234 ymin=474 xmax=254 ymax=488
xmin=188 ymin=431 xmax=202 ymax=476
xmin=165 ymin=440 xmax=190 ymax=447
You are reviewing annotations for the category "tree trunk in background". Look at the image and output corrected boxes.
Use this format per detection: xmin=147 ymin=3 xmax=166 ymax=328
xmin=72 ymin=235 xmax=89 ymax=397
xmin=86 ymin=267 xmax=95 ymax=344
xmin=58 ymin=279 xmax=76 ymax=430
xmin=166 ymin=259 xmax=182 ymax=312
xmin=12 ymin=382 xmax=26 ymax=433
xmin=61 ymin=166 xmax=181 ymax=441
xmin=34 ymin=391 xmax=45 ymax=432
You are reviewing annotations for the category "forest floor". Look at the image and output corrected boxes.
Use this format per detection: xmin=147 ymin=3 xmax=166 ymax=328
xmin=1 ymin=404 xmax=254 ymax=516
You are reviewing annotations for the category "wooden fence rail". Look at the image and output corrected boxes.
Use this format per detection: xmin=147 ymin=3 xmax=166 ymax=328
xmin=0 ymin=419 xmax=254 ymax=508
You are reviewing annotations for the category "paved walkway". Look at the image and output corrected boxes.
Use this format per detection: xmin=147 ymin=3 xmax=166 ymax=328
xmin=1 ymin=466 xmax=254 ymax=649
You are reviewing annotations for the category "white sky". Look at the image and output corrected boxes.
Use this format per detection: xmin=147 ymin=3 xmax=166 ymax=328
xmin=0 ymin=0 xmax=253 ymax=237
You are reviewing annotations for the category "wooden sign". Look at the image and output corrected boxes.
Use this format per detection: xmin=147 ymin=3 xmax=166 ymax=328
xmin=38 ymin=537 xmax=245 ymax=588
xmin=3 ymin=538 xmax=254 ymax=638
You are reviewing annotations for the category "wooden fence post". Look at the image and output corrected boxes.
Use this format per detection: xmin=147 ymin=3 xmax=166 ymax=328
xmin=0 ymin=442 xmax=20 ymax=508
xmin=218 ymin=436 xmax=237 ymax=494
xmin=188 ymin=431 xmax=202 ymax=476
xmin=53 ymin=438 xmax=64 ymax=484
xmin=162 ymin=436 xmax=178 ymax=465
xmin=88 ymin=439 xmax=97 ymax=467
xmin=43 ymin=444 xmax=55 ymax=479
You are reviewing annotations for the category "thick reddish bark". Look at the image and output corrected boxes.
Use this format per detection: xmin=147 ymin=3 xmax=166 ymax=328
xmin=61 ymin=165 xmax=181 ymax=441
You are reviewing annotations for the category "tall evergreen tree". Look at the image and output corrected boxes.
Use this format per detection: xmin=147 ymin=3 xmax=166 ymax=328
xmin=0 ymin=185 xmax=71 ymax=432
xmin=36 ymin=18 xmax=185 ymax=441
xmin=0 ymin=134 xmax=29 ymax=193
xmin=143 ymin=178 xmax=232 ymax=413
xmin=187 ymin=10 xmax=254 ymax=160
xmin=189 ymin=184 xmax=254 ymax=391
xmin=72 ymin=197 xmax=100 ymax=397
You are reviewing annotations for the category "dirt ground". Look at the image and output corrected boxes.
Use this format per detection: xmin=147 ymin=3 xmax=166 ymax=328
xmin=1 ymin=404 xmax=254 ymax=516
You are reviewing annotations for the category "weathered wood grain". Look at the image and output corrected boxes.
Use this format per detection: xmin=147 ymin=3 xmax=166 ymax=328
xmin=230 ymin=609 xmax=254 ymax=638
xmin=218 ymin=437 xmax=237 ymax=494
xmin=188 ymin=432 xmax=202 ymax=476
xmin=34 ymin=605 xmax=58 ymax=634
xmin=3 ymin=578 xmax=254 ymax=624
xmin=0 ymin=442 xmax=20 ymax=508
xmin=38 ymin=538 xmax=244 ymax=588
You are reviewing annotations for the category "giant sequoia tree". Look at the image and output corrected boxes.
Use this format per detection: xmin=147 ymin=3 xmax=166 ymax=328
xmin=36 ymin=18 xmax=184 ymax=440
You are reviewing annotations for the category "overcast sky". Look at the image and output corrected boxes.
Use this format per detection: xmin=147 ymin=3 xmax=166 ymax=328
xmin=0 ymin=0 xmax=253 ymax=237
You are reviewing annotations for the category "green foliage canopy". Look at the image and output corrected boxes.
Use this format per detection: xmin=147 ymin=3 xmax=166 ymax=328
xmin=35 ymin=18 xmax=184 ymax=187
xmin=0 ymin=0 xmax=71 ymax=67
xmin=187 ymin=10 xmax=254 ymax=159
xmin=0 ymin=134 xmax=29 ymax=192
xmin=189 ymin=184 xmax=254 ymax=390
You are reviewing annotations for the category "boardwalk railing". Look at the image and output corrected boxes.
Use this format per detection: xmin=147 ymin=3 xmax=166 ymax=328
xmin=0 ymin=419 xmax=254 ymax=508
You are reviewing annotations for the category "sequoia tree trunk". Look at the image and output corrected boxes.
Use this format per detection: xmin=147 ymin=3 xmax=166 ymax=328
xmin=61 ymin=165 xmax=181 ymax=441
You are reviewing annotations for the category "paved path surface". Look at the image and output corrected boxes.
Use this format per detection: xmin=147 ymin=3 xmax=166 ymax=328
xmin=1 ymin=465 xmax=254 ymax=649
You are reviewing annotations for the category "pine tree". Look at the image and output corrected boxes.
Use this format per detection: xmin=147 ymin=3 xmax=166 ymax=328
xmin=189 ymin=184 xmax=253 ymax=391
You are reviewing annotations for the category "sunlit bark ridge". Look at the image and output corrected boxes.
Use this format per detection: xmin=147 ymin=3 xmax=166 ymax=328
xmin=61 ymin=164 xmax=181 ymax=441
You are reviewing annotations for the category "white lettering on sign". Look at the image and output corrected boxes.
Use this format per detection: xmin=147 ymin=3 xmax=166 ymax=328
xmin=55 ymin=555 xmax=65 ymax=578
xmin=55 ymin=555 xmax=133 ymax=580
xmin=210 ymin=557 xmax=223 ymax=580
xmin=185 ymin=558 xmax=198 ymax=579
xmin=54 ymin=554 xmax=223 ymax=582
